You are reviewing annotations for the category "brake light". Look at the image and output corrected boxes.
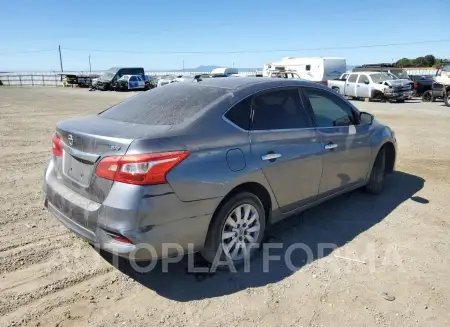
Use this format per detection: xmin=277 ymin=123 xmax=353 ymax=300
xmin=414 ymin=81 xmax=418 ymax=89
xmin=52 ymin=134 xmax=62 ymax=157
xmin=95 ymin=151 xmax=189 ymax=185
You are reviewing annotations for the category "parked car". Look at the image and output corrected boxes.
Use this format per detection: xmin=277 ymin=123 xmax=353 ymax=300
xmin=328 ymin=72 xmax=412 ymax=102
xmin=409 ymin=75 xmax=433 ymax=97
xmin=96 ymin=67 xmax=145 ymax=91
xmin=157 ymin=75 xmax=178 ymax=87
xmin=267 ymin=70 xmax=301 ymax=79
xmin=44 ymin=78 xmax=397 ymax=265
xmin=114 ymin=75 xmax=147 ymax=91
xmin=352 ymin=64 xmax=410 ymax=79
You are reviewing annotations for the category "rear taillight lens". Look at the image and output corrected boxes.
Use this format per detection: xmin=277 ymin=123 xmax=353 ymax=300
xmin=95 ymin=151 xmax=189 ymax=185
xmin=52 ymin=134 xmax=62 ymax=157
xmin=414 ymin=82 xmax=418 ymax=89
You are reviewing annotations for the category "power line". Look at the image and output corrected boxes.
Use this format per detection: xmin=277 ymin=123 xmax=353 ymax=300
xmin=62 ymin=39 xmax=450 ymax=55
xmin=0 ymin=39 xmax=448 ymax=57
xmin=0 ymin=49 xmax=56 ymax=56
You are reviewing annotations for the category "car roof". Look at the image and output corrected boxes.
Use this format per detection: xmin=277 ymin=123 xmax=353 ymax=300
xmin=193 ymin=77 xmax=319 ymax=90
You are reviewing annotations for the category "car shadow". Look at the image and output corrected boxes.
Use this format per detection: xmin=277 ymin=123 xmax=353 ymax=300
xmin=98 ymin=171 xmax=425 ymax=302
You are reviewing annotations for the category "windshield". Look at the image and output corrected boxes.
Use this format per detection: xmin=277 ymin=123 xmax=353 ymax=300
xmin=100 ymin=72 xmax=115 ymax=81
xmin=443 ymin=64 xmax=450 ymax=72
xmin=371 ymin=73 xmax=396 ymax=83
xmin=390 ymin=69 xmax=409 ymax=79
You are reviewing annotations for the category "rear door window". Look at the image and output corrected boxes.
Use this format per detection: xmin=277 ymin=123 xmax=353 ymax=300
xmin=348 ymin=74 xmax=358 ymax=83
xmin=100 ymin=83 xmax=227 ymax=125
xmin=251 ymin=88 xmax=311 ymax=130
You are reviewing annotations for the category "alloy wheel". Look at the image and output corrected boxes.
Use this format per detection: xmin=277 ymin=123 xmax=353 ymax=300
xmin=221 ymin=204 xmax=261 ymax=261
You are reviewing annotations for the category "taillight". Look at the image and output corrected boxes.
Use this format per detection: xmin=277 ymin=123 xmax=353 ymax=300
xmin=414 ymin=82 xmax=418 ymax=89
xmin=52 ymin=134 xmax=62 ymax=157
xmin=95 ymin=151 xmax=189 ymax=185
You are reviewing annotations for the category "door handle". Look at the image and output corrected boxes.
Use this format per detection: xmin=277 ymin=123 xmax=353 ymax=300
xmin=357 ymin=85 xmax=360 ymax=87
xmin=262 ymin=153 xmax=281 ymax=161
xmin=324 ymin=143 xmax=338 ymax=150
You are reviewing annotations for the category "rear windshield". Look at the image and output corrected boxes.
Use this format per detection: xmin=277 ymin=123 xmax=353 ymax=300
xmin=99 ymin=83 xmax=228 ymax=125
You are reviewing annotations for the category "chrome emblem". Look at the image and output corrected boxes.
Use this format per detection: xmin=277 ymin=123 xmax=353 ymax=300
xmin=68 ymin=134 xmax=74 ymax=146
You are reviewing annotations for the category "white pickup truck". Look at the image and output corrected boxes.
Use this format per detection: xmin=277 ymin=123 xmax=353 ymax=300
xmin=327 ymin=72 xmax=413 ymax=102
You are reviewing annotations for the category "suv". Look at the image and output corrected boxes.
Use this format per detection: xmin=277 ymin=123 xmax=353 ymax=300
xmin=353 ymin=64 xmax=411 ymax=80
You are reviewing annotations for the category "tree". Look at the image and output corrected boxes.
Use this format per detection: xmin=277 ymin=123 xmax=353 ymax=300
xmin=396 ymin=58 xmax=411 ymax=67
xmin=412 ymin=56 xmax=426 ymax=67
xmin=424 ymin=55 xmax=436 ymax=67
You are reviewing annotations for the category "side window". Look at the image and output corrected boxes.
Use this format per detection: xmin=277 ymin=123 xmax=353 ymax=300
xmin=358 ymin=74 xmax=369 ymax=84
xmin=348 ymin=74 xmax=358 ymax=83
xmin=130 ymin=76 xmax=137 ymax=82
xmin=252 ymin=88 xmax=310 ymax=130
xmin=224 ymin=97 xmax=252 ymax=130
xmin=303 ymin=87 xmax=356 ymax=128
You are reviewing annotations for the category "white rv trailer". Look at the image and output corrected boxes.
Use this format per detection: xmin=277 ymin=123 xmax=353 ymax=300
xmin=263 ymin=57 xmax=346 ymax=82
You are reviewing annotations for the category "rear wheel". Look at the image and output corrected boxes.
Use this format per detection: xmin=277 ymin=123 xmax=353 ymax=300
xmin=201 ymin=192 xmax=266 ymax=266
xmin=365 ymin=148 xmax=386 ymax=194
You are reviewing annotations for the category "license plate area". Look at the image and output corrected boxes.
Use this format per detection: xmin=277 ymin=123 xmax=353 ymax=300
xmin=63 ymin=152 xmax=94 ymax=187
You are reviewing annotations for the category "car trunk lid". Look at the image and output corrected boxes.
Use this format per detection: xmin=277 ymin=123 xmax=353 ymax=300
xmin=55 ymin=115 xmax=171 ymax=203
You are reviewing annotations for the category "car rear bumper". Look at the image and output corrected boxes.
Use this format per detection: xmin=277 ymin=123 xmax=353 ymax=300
xmin=43 ymin=160 xmax=220 ymax=261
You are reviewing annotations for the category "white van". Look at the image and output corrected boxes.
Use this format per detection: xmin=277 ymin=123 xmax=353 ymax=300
xmin=211 ymin=67 xmax=239 ymax=76
xmin=263 ymin=57 xmax=346 ymax=82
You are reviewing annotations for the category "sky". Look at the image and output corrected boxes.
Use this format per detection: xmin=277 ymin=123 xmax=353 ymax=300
xmin=1 ymin=0 xmax=449 ymax=71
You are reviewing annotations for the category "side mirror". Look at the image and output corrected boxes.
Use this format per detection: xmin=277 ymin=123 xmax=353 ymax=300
xmin=360 ymin=112 xmax=374 ymax=125
xmin=364 ymin=80 xmax=370 ymax=85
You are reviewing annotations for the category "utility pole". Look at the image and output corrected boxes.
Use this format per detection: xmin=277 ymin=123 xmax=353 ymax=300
xmin=89 ymin=54 xmax=92 ymax=73
xmin=232 ymin=62 xmax=235 ymax=68
xmin=182 ymin=60 xmax=185 ymax=72
xmin=58 ymin=45 xmax=63 ymax=72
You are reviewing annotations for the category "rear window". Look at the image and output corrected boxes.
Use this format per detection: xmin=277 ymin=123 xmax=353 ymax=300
xmin=99 ymin=83 xmax=227 ymax=125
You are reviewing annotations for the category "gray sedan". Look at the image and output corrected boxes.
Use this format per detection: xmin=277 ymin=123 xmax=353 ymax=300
xmin=44 ymin=78 xmax=397 ymax=264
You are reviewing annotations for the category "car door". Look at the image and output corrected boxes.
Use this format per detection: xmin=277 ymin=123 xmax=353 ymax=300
xmin=136 ymin=76 xmax=145 ymax=88
xmin=301 ymin=86 xmax=372 ymax=196
xmin=345 ymin=74 xmax=358 ymax=97
xmin=249 ymin=87 xmax=324 ymax=214
xmin=129 ymin=76 xmax=137 ymax=89
xmin=357 ymin=74 xmax=371 ymax=98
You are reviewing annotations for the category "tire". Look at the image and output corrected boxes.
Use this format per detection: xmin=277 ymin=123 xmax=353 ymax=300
xmin=397 ymin=100 xmax=405 ymax=103
xmin=422 ymin=91 xmax=433 ymax=102
xmin=365 ymin=148 xmax=386 ymax=194
xmin=201 ymin=192 xmax=266 ymax=266
xmin=445 ymin=91 xmax=450 ymax=107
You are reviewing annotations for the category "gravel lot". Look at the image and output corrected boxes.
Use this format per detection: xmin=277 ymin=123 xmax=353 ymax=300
xmin=1 ymin=87 xmax=449 ymax=327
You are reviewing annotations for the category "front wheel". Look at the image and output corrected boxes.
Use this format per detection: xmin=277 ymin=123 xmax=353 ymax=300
xmin=201 ymin=192 xmax=266 ymax=267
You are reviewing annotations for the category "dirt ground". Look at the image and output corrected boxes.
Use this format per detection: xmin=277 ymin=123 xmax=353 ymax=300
xmin=1 ymin=87 xmax=450 ymax=327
